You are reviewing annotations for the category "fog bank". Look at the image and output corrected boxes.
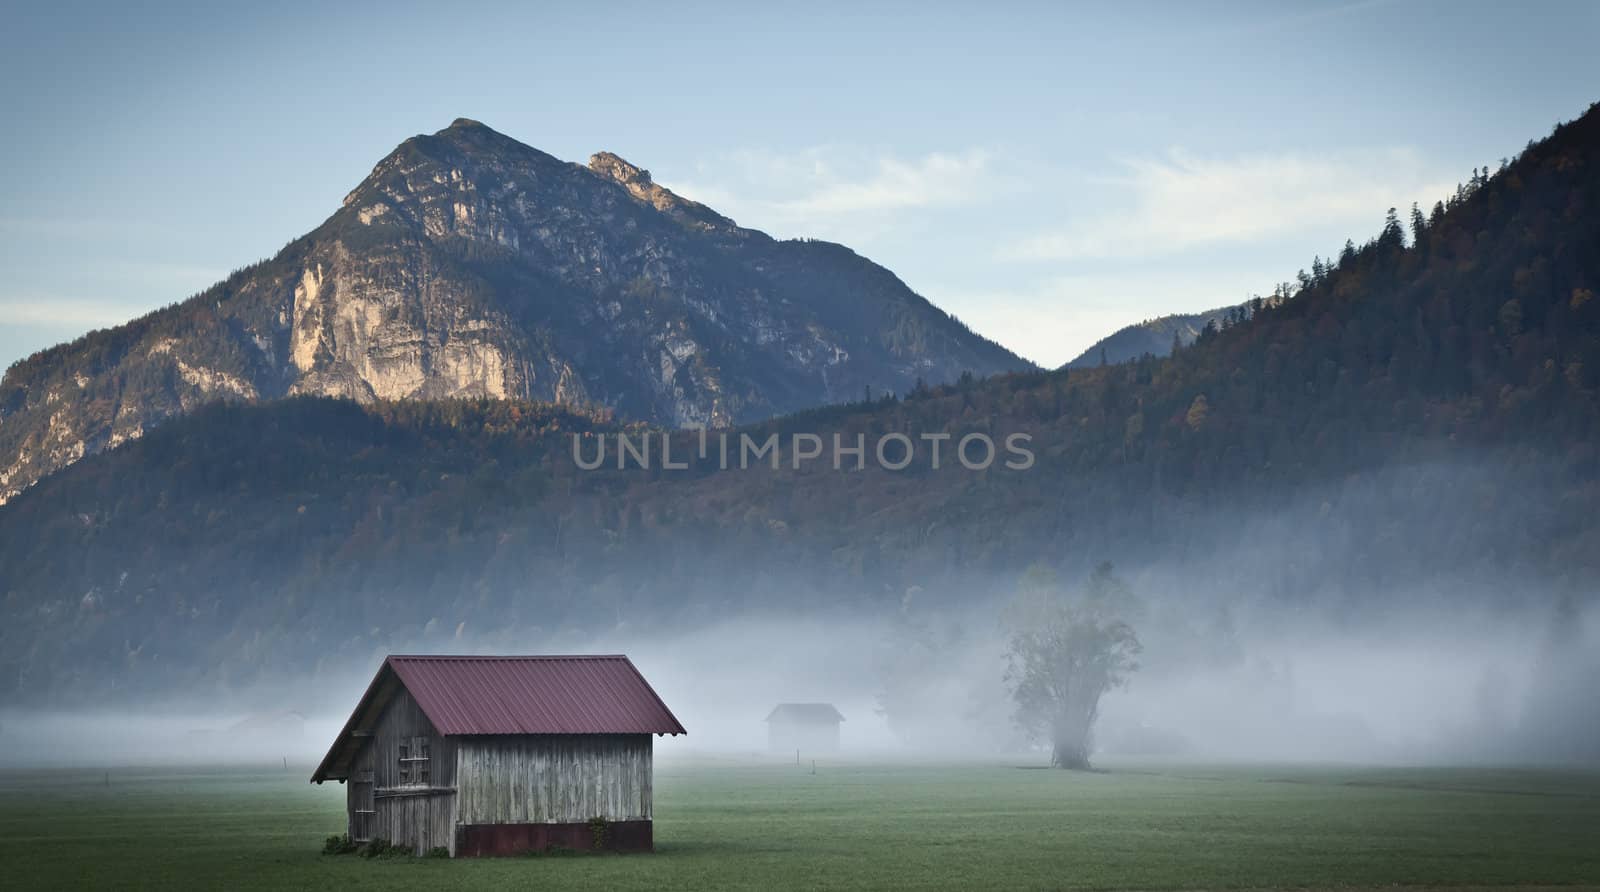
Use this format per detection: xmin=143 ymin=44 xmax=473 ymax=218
xmin=3 ymin=582 xmax=1594 ymax=770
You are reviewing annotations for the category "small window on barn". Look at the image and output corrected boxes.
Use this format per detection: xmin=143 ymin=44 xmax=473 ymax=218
xmin=398 ymin=736 xmax=430 ymax=786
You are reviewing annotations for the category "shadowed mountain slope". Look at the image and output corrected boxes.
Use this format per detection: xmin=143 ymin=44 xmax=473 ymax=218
xmin=1065 ymin=304 xmax=1244 ymax=368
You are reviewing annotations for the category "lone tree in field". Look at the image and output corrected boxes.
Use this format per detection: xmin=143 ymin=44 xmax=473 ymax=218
xmin=1004 ymin=562 xmax=1142 ymax=770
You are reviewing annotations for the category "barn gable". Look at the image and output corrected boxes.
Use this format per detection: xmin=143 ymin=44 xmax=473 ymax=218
xmin=344 ymin=684 xmax=457 ymax=848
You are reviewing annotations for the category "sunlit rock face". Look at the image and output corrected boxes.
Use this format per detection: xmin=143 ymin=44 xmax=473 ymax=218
xmin=0 ymin=118 xmax=1028 ymax=503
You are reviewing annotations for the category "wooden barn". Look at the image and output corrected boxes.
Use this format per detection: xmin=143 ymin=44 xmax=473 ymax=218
xmin=765 ymin=703 xmax=845 ymax=753
xmin=310 ymin=655 xmax=685 ymax=856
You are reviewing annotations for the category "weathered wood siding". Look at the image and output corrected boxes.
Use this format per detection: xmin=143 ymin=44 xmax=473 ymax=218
xmin=455 ymin=734 xmax=653 ymax=825
xmin=365 ymin=689 xmax=456 ymax=790
xmin=372 ymin=790 xmax=455 ymax=853
xmin=345 ymin=768 xmax=374 ymax=842
xmin=346 ymin=686 xmax=458 ymax=854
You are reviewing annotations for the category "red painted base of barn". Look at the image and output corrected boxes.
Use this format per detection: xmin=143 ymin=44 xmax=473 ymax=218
xmin=454 ymin=821 xmax=653 ymax=856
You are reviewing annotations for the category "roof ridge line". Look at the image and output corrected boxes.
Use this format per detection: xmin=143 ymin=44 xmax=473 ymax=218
xmin=386 ymin=654 xmax=629 ymax=660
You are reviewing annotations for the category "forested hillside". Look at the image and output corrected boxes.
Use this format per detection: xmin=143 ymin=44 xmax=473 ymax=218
xmin=2 ymin=104 xmax=1598 ymax=702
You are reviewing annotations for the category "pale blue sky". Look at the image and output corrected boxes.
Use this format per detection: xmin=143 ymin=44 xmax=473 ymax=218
xmin=1 ymin=0 xmax=1596 ymax=370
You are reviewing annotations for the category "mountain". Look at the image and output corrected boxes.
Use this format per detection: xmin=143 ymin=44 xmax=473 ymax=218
xmin=3 ymin=103 xmax=1600 ymax=703
xmin=1064 ymin=304 xmax=1243 ymax=368
xmin=0 ymin=119 xmax=1028 ymax=504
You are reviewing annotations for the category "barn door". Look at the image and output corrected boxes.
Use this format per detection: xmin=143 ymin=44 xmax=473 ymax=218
xmin=351 ymin=769 xmax=375 ymax=842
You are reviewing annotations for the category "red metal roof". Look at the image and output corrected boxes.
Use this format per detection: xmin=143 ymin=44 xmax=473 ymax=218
xmin=311 ymin=654 xmax=685 ymax=783
xmin=387 ymin=654 xmax=686 ymax=736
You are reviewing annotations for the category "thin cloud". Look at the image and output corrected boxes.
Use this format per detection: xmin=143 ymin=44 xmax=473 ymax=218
xmin=0 ymin=297 xmax=148 ymax=329
xmin=666 ymin=147 xmax=1000 ymax=239
xmin=0 ymin=216 xmax=192 ymax=240
xmin=775 ymin=151 xmax=995 ymax=215
xmin=1003 ymin=147 xmax=1457 ymax=263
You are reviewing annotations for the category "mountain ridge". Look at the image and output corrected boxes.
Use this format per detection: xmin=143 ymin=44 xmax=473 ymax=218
xmin=1064 ymin=304 xmax=1245 ymax=369
xmin=0 ymin=119 xmax=1030 ymax=503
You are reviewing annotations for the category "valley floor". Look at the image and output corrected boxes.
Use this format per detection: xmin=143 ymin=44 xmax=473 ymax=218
xmin=2 ymin=756 xmax=1598 ymax=890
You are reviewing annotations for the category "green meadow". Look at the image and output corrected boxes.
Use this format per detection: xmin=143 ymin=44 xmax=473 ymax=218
xmin=3 ymin=757 xmax=1598 ymax=891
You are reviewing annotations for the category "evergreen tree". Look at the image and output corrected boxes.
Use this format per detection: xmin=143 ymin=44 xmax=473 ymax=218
xmin=1381 ymin=207 xmax=1406 ymax=249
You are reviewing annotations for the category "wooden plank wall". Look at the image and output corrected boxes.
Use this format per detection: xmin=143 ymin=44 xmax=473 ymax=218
xmin=373 ymin=792 xmax=454 ymax=854
xmin=368 ymin=689 xmax=456 ymax=790
xmin=345 ymin=769 xmax=375 ymax=842
xmin=456 ymin=734 xmax=653 ymax=825
xmin=347 ymin=685 xmax=458 ymax=854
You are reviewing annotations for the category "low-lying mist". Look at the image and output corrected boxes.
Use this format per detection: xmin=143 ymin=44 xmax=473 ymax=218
xmin=3 ymin=457 xmax=1595 ymax=772
xmin=3 ymin=583 xmax=1593 ymax=771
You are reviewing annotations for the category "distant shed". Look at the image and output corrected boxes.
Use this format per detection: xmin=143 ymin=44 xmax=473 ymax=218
xmin=765 ymin=703 xmax=845 ymax=753
xmin=311 ymin=655 xmax=685 ymax=856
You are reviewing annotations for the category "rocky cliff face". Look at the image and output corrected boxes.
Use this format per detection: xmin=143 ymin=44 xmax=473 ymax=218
xmin=0 ymin=119 xmax=1028 ymax=503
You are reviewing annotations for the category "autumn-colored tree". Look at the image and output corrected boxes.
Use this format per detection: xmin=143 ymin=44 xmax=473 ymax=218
xmin=1185 ymin=394 xmax=1210 ymax=430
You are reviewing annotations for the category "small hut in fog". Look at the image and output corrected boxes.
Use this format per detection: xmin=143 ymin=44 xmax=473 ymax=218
xmin=766 ymin=703 xmax=845 ymax=753
xmin=311 ymin=655 xmax=685 ymax=856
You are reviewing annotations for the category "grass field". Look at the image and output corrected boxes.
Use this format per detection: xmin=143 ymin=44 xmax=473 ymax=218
xmin=3 ymin=756 xmax=1599 ymax=891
